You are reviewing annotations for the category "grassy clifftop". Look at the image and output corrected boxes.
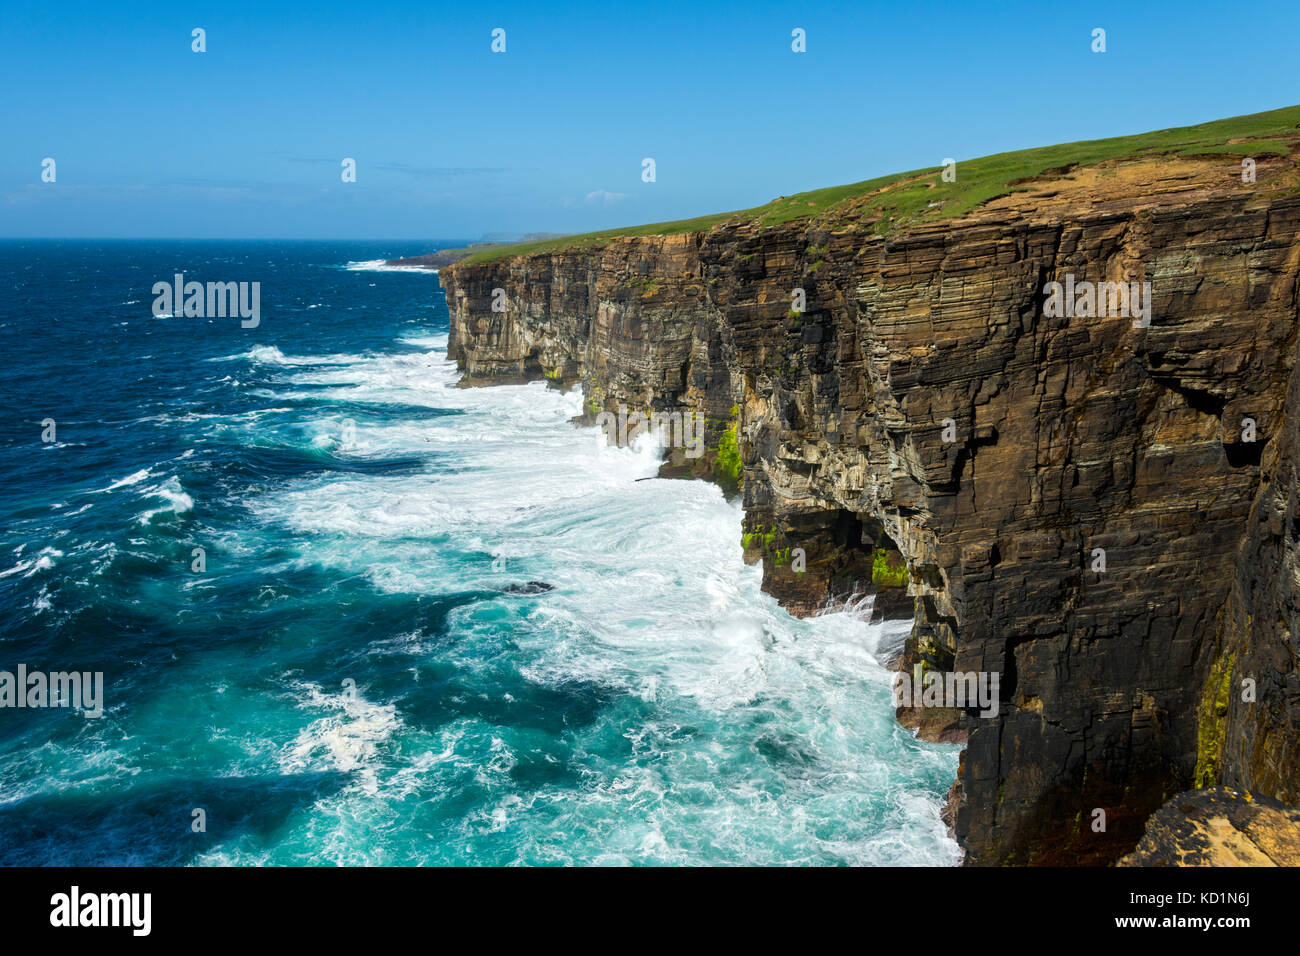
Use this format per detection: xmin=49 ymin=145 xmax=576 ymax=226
xmin=462 ymin=104 xmax=1300 ymax=264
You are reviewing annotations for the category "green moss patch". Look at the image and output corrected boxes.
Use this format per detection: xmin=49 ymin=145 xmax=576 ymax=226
xmin=1194 ymin=649 xmax=1237 ymax=788
xmin=714 ymin=421 xmax=741 ymax=494
xmin=871 ymin=548 xmax=909 ymax=588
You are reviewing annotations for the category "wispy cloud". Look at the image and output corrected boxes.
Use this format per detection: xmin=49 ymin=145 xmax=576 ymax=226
xmin=283 ymin=157 xmax=507 ymax=178
xmin=562 ymin=189 xmax=630 ymax=209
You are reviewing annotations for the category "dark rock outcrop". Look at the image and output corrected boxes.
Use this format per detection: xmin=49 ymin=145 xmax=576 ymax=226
xmin=439 ymin=150 xmax=1300 ymax=865
xmin=501 ymin=581 xmax=556 ymax=595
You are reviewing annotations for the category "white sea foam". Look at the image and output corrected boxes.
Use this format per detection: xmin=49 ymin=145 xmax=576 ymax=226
xmin=103 ymin=468 xmax=152 ymax=492
xmin=344 ymin=259 xmax=438 ymax=274
xmin=220 ymin=333 xmax=961 ymax=865
xmin=210 ymin=345 xmax=356 ymax=367
xmin=397 ymin=335 xmax=450 ymax=349
xmin=0 ymin=559 xmax=33 ymax=579
xmin=2 ymin=547 xmax=64 ymax=579
xmin=32 ymin=585 xmax=52 ymax=612
xmin=30 ymin=548 xmax=62 ymax=573
xmin=279 ymin=680 xmax=401 ymax=795
xmin=137 ymin=476 xmax=194 ymax=523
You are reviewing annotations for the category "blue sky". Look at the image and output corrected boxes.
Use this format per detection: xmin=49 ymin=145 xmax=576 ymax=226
xmin=3 ymin=0 xmax=1297 ymax=239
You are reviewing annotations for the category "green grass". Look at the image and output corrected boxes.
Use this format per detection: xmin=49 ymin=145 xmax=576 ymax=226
xmin=459 ymin=105 xmax=1300 ymax=264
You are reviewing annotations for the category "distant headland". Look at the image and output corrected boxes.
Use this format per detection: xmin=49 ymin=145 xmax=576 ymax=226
xmin=385 ymin=235 xmax=569 ymax=271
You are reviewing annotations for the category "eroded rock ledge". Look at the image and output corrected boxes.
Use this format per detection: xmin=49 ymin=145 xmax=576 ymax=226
xmin=438 ymin=153 xmax=1300 ymax=865
xmin=1119 ymin=787 xmax=1300 ymax=866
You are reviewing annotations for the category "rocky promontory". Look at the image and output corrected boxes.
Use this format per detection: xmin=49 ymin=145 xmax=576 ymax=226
xmin=438 ymin=107 xmax=1300 ymax=865
xmin=386 ymin=236 xmax=570 ymax=271
xmin=383 ymin=245 xmax=498 ymax=271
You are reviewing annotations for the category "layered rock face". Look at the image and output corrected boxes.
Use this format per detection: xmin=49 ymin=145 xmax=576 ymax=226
xmin=439 ymin=155 xmax=1300 ymax=865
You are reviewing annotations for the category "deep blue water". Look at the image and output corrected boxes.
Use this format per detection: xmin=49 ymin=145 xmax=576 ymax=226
xmin=0 ymin=240 xmax=960 ymax=865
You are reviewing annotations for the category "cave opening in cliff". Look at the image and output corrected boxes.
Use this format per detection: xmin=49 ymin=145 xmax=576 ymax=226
xmin=1224 ymin=435 xmax=1266 ymax=468
xmin=834 ymin=510 xmax=911 ymax=617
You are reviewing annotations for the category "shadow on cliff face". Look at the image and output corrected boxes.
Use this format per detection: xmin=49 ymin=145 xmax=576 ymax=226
xmin=1146 ymin=374 xmax=1268 ymax=469
xmin=959 ymin=722 xmax=1182 ymax=866
xmin=1223 ymin=436 xmax=1266 ymax=468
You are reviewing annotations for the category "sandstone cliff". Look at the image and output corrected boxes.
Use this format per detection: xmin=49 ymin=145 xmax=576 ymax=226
xmin=438 ymin=110 xmax=1300 ymax=865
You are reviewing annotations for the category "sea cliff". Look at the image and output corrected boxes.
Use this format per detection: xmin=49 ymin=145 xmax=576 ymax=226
xmin=438 ymin=109 xmax=1300 ymax=864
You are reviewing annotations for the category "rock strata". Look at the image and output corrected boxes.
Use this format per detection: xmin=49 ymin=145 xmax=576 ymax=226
xmin=439 ymin=149 xmax=1300 ymax=865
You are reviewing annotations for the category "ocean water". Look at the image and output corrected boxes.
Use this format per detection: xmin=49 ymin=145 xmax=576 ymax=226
xmin=0 ymin=240 xmax=960 ymax=866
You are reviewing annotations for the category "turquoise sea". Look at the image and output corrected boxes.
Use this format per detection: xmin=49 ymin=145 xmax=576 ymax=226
xmin=0 ymin=240 xmax=960 ymax=865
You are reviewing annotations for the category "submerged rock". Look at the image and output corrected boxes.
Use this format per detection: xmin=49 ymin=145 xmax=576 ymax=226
xmin=501 ymin=581 xmax=555 ymax=595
